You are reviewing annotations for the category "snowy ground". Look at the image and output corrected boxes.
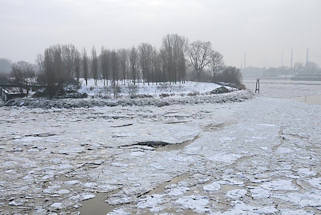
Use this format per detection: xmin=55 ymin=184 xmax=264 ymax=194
xmin=78 ymin=79 xmax=226 ymax=97
xmin=1 ymin=81 xmax=321 ymax=214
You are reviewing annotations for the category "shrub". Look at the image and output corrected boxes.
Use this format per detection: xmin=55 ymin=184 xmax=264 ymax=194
xmin=214 ymin=67 xmax=242 ymax=86
xmin=210 ymin=86 xmax=230 ymax=94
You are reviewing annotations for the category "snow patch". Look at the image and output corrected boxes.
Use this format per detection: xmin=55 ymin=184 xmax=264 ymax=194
xmin=167 ymin=186 xmax=189 ymax=196
xmin=137 ymin=194 xmax=165 ymax=212
xmin=80 ymin=193 xmax=96 ymax=201
xmin=261 ymin=179 xmax=298 ymax=191
xmin=176 ymin=195 xmax=209 ymax=213
xmin=307 ymin=177 xmax=321 ymax=190
xmin=107 ymin=208 xmax=131 ymax=215
xmin=280 ymin=209 xmax=314 ymax=215
xmin=274 ymin=191 xmax=321 ymax=207
xmin=250 ymin=187 xmax=270 ymax=199
xmin=208 ymin=153 xmax=242 ymax=164
xmin=297 ymin=168 xmax=316 ymax=177
xmin=218 ymin=202 xmax=278 ymax=215
xmin=226 ymin=189 xmax=247 ymax=199
xmin=203 ymin=182 xmax=221 ymax=192
xmin=50 ymin=202 xmax=63 ymax=210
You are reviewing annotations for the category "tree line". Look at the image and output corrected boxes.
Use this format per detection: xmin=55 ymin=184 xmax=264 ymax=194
xmin=5 ymin=34 xmax=243 ymax=94
xmin=37 ymin=34 xmax=191 ymax=88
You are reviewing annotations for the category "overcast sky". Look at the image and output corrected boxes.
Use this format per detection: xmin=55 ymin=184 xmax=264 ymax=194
xmin=0 ymin=0 xmax=321 ymax=67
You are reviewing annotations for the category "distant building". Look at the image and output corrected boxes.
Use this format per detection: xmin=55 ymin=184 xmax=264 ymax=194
xmin=292 ymin=62 xmax=321 ymax=81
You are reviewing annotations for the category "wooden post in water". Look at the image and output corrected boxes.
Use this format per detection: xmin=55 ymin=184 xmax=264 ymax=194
xmin=255 ymin=79 xmax=260 ymax=94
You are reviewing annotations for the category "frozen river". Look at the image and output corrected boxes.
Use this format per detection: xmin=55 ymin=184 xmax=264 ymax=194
xmin=1 ymin=80 xmax=321 ymax=214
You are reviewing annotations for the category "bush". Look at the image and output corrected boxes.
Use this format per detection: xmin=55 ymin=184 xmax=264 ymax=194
xmin=210 ymin=86 xmax=230 ymax=94
xmin=214 ymin=67 xmax=242 ymax=86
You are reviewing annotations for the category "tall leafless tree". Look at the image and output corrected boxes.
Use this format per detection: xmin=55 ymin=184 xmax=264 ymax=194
xmin=210 ymin=51 xmax=224 ymax=81
xmin=111 ymin=50 xmax=119 ymax=86
xmin=118 ymin=49 xmax=129 ymax=85
xmin=138 ymin=43 xmax=154 ymax=85
xmin=151 ymin=49 xmax=162 ymax=83
xmin=74 ymin=51 xmax=81 ymax=82
xmin=188 ymin=41 xmax=212 ymax=81
xmin=62 ymin=44 xmax=78 ymax=81
xmin=91 ymin=47 xmax=98 ymax=86
xmin=100 ymin=48 xmax=111 ymax=86
xmin=129 ymin=47 xmax=139 ymax=85
xmin=82 ymin=49 xmax=89 ymax=86
xmin=161 ymin=34 xmax=187 ymax=83
xmin=11 ymin=61 xmax=35 ymax=85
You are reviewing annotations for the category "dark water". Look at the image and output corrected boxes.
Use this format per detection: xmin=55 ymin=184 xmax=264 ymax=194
xmin=79 ymin=193 xmax=114 ymax=215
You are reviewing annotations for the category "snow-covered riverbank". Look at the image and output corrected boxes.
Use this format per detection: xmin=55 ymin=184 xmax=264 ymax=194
xmin=3 ymin=89 xmax=252 ymax=109
xmin=1 ymin=81 xmax=321 ymax=214
xmin=2 ymin=81 xmax=250 ymax=109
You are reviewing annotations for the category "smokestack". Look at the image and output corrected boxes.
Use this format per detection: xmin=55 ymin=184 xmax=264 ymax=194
xmin=290 ymin=49 xmax=293 ymax=71
xmin=243 ymin=53 xmax=246 ymax=68
xmin=306 ymin=48 xmax=309 ymax=66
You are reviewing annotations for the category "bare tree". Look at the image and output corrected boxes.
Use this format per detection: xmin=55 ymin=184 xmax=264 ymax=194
xmin=35 ymin=55 xmax=46 ymax=84
xmin=129 ymin=47 xmax=139 ymax=85
xmin=188 ymin=41 xmax=212 ymax=81
xmin=41 ymin=44 xmax=82 ymax=90
xmin=111 ymin=50 xmax=120 ymax=86
xmin=151 ymin=49 xmax=162 ymax=83
xmin=42 ymin=45 xmax=63 ymax=96
xmin=138 ymin=43 xmax=154 ymax=85
xmin=100 ymin=48 xmax=111 ymax=86
xmin=74 ymin=51 xmax=81 ymax=82
xmin=210 ymin=51 xmax=224 ymax=81
xmin=11 ymin=61 xmax=35 ymax=85
xmin=118 ymin=49 xmax=128 ymax=85
xmin=61 ymin=44 xmax=78 ymax=81
xmin=91 ymin=47 xmax=99 ymax=86
xmin=82 ymin=49 xmax=89 ymax=86
xmin=161 ymin=34 xmax=187 ymax=83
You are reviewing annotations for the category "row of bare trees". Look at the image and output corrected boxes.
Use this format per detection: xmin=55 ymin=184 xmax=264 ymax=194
xmin=35 ymin=34 xmax=226 ymax=92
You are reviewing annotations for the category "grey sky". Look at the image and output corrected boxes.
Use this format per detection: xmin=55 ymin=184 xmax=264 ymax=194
xmin=0 ymin=0 xmax=321 ymax=67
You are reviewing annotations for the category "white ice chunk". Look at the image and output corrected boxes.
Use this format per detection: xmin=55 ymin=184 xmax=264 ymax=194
xmin=203 ymin=182 xmax=221 ymax=192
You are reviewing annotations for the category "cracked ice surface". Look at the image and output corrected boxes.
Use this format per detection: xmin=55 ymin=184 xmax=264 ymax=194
xmin=1 ymin=89 xmax=321 ymax=214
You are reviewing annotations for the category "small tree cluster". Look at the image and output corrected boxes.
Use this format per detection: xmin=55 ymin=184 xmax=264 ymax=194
xmin=187 ymin=41 xmax=224 ymax=81
xmin=215 ymin=66 xmax=242 ymax=86
xmin=10 ymin=61 xmax=36 ymax=85
xmin=160 ymin=34 xmax=187 ymax=83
